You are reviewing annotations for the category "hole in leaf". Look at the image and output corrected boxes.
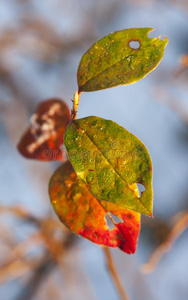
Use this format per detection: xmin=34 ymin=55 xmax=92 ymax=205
xmin=105 ymin=215 xmax=115 ymax=230
xmin=137 ymin=183 xmax=145 ymax=195
xmin=148 ymin=30 xmax=158 ymax=38
xmin=129 ymin=40 xmax=140 ymax=49
xmin=159 ymin=35 xmax=165 ymax=41
xmin=148 ymin=30 xmax=166 ymax=41
xmin=108 ymin=213 xmax=123 ymax=224
xmin=128 ymin=183 xmax=145 ymax=198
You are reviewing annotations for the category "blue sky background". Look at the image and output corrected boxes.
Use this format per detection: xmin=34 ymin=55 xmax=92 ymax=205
xmin=0 ymin=1 xmax=188 ymax=299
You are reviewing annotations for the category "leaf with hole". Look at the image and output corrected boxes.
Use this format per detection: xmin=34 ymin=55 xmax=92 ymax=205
xmin=77 ymin=27 xmax=168 ymax=92
xmin=49 ymin=161 xmax=141 ymax=254
xmin=64 ymin=116 xmax=153 ymax=216
xmin=17 ymin=99 xmax=70 ymax=161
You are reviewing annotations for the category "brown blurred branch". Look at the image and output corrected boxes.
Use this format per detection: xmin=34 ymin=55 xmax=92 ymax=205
xmin=141 ymin=211 xmax=188 ymax=273
xmin=152 ymin=86 xmax=188 ymax=126
xmin=103 ymin=247 xmax=130 ymax=300
xmin=0 ymin=204 xmax=41 ymax=225
xmin=0 ymin=204 xmax=76 ymax=285
xmin=15 ymin=253 xmax=55 ymax=300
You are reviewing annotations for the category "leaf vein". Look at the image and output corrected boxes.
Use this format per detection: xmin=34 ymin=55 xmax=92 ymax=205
xmin=76 ymin=123 xmax=150 ymax=214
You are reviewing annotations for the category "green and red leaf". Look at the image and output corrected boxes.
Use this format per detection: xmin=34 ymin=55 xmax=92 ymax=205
xmin=17 ymin=99 xmax=70 ymax=161
xmin=49 ymin=161 xmax=140 ymax=254
xmin=77 ymin=27 xmax=168 ymax=92
xmin=64 ymin=116 xmax=153 ymax=216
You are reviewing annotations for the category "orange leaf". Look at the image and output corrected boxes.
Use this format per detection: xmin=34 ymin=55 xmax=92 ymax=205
xmin=17 ymin=99 xmax=70 ymax=161
xmin=49 ymin=161 xmax=141 ymax=254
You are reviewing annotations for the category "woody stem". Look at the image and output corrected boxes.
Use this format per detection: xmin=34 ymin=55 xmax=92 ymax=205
xmin=103 ymin=247 xmax=131 ymax=300
xmin=71 ymin=90 xmax=81 ymax=120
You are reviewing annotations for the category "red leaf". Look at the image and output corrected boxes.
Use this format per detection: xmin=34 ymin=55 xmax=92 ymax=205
xmin=17 ymin=99 xmax=70 ymax=161
xmin=49 ymin=161 xmax=141 ymax=254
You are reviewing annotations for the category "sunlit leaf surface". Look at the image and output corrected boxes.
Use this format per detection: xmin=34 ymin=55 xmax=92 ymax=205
xmin=77 ymin=28 xmax=168 ymax=91
xmin=49 ymin=161 xmax=140 ymax=254
xmin=64 ymin=116 xmax=153 ymax=216
xmin=17 ymin=99 xmax=70 ymax=161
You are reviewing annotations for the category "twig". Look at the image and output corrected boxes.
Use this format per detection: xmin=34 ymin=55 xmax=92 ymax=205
xmin=103 ymin=247 xmax=130 ymax=300
xmin=0 ymin=204 xmax=40 ymax=225
xmin=141 ymin=211 xmax=188 ymax=273
xmin=152 ymin=86 xmax=188 ymax=126
xmin=14 ymin=253 xmax=55 ymax=300
xmin=0 ymin=256 xmax=44 ymax=285
xmin=71 ymin=90 xmax=81 ymax=120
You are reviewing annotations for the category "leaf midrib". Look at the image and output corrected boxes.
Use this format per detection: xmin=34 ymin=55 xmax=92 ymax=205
xmin=75 ymin=122 xmax=150 ymax=215
xmin=79 ymin=39 xmax=159 ymax=89
xmin=79 ymin=52 xmax=138 ymax=89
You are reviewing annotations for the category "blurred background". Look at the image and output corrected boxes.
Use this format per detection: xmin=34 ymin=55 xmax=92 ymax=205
xmin=0 ymin=0 xmax=188 ymax=299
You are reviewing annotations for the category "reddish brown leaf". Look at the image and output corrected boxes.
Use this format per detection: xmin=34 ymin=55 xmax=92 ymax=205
xmin=17 ymin=99 xmax=71 ymax=161
xmin=49 ymin=161 xmax=141 ymax=254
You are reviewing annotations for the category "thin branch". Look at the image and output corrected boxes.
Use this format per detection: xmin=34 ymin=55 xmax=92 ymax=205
xmin=0 ymin=204 xmax=40 ymax=226
xmin=14 ymin=253 xmax=55 ymax=300
xmin=71 ymin=90 xmax=81 ymax=120
xmin=141 ymin=211 xmax=188 ymax=273
xmin=0 ymin=256 xmax=44 ymax=285
xmin=103 ymin=247 xmax=130 ymax=300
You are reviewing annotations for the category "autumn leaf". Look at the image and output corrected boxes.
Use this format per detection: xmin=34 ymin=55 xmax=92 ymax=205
xmin=64 ymin=116 xmax=153 ymax=216
xmin=77 ymin=27 xmax=168 ymax=92
xmin=49 ymin=161 xmax=141 ymax=254
xmin=17 ymin=99 xmax=70 ymax=161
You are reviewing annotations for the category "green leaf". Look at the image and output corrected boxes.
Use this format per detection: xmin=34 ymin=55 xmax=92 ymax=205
xmin=77 ymin=28 xmax=168 ymax=92
xmin=49 ymin=161 xmax=141 ymax=254
xmin=64 ymin=116 xmax=153 ymax=216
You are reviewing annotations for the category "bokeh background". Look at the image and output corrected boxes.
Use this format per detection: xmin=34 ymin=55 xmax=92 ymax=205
xmin=0 ymin=1 xmax=188 ymax=300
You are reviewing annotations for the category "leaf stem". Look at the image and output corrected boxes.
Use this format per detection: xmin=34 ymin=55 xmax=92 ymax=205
xmin=71 ymin=90 xmax=81 ymax=120
xmin=103 ymin=246 xmax=131 ymax=300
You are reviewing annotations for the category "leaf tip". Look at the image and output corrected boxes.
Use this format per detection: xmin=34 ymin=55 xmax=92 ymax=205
xmin=158 ymin=35 xmax=168 ymax=46
xmin=147 ymin=28 xmax=168 ymax=46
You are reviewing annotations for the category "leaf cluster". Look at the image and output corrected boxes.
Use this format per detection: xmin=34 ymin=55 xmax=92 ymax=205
xmin=18 ymin=28 xmax=168 ymax=254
